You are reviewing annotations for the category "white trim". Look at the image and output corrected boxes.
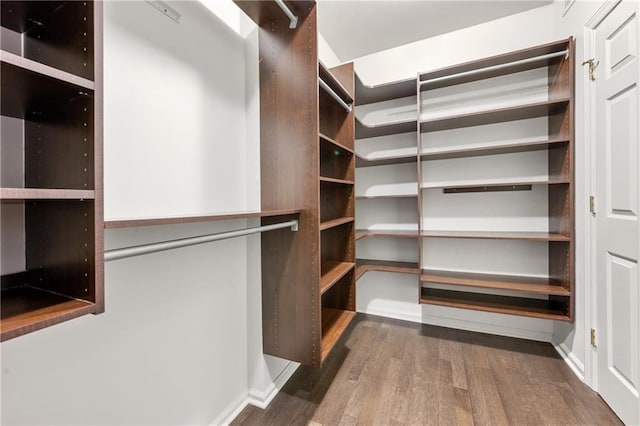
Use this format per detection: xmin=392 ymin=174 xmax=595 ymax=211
xmin=360 ymin=306 xmax=553 ymax=342
xmin=247 ymin=361 xmax=300 ymax=409
xmin=555 ymin=341 xmax=586 ymax=381
xmin=209 ymin=361 xmax=299 ymax=425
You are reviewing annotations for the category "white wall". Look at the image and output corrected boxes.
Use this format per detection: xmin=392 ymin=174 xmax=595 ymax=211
xmin=353 ymin=5 xmax=561 ymax=342
xmin=1 ymin=2 xmax=291 ymax=424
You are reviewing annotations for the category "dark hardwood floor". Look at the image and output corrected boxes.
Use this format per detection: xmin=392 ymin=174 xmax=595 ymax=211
xmin=232 ymin=313 xmax=621 ymax=425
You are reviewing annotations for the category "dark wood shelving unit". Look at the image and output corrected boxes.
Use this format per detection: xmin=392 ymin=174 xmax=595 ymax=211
xmin=356 ymin=259 xmax=420 ymax=280
xmin=1 ymin=0 xmax=103 ymax=342
xmin=236 ymin=0 xmax=355 ymax=366
xmin=321 ymin=261 xmax=355 ymax=294
xmin=420 ymin=288 xmax=570 ymax=321
xmin=420 ymin=269 xmax=570 ymax=296
xmin=418 ymin=38 xmax=575 ymax=321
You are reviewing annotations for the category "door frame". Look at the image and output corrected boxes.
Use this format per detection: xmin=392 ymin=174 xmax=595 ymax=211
xmin=583 ymin=0 xmax=626 ymax=392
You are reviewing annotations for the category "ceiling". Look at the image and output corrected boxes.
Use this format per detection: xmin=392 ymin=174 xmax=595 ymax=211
xmin=317 ymin=1 xmax=552 ymax=61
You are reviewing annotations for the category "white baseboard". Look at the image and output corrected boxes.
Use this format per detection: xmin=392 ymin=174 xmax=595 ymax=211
xmin=554 ymin=341 xmax=585 ymax=381
xmin=210 ymin=361 xmax=299 ymax=425
xmin=361 ymin=306 xmax=553 ymax=342
xmin=247 ymin=361 xmax=300 ymax=408
xmin=210 ymin=393 xmax=250 ymax=426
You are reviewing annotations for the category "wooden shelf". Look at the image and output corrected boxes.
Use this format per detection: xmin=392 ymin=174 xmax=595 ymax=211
xmin=319 ymin=176 xmax=355 ymax=185
xmin=420 ymin=178 xmax=569 ymax=192
xmin=1 ymin=50 xmax=95 ymax=90
xmin=420 ymin=269 xmax=570 ymax=296
xmin=321 ymin=308 xmax=356 ymax=361
xmin=321 ymin=262 xmax=356 ymax=294
xmin=320 ymin=133 xmax=354 ymax=154
xmin=104 ymin=209 xmax=302 ymax=229
xmin=356 ymin=193 xmax=417 ymax=200
xmin=1 ymin=59 xmax=94 ymax=120
xmin=420 ymin=288 xmax=570 ymax=321
xmin=419 ymin=38 xmax=572 ymax=91
xmin=420 ymin=99 xmax=570 ymax=133
xmin=0 ymin=188 xmax=95 ymax=200
xmin=356 ymin=117 xmax=417 ymax=139
xmin=320 ymin=61 xmax=354 ymax=105
xmin=356 ymin=152 xmax=417 ymax=168
xmin=356 ymin=229 xmax=419 ymax=240
xmin=320 ymin=217 xmax=354 ymax=231
xmin=1 ymin=286 xmax=96 ymax=342
xmin=356 ymin=259 xmax=420 ymax=280
xmin=421 ymin=230 xmax=570 ymax=241
xmin=355 ymin=73 xmax=417 ymax=105
xmin=420 ymin=138 xmax=569 ymax=161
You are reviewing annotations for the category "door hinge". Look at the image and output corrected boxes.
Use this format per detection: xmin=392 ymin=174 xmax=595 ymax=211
xmin=582 ymin=58 xmax=600 ymax=81
xmin=591 ymin=328 xmax=597 ymax=347
xmin=589 ymin=195 xmax=596 ymax=214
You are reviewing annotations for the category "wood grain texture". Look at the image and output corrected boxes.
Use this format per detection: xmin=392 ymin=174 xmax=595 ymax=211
xmin=231 ymin=314 xmax=621 ymax=425
xmin=104 ymin=209 xmax=302 ymax=228
xmin=420 ymin=269 xmax=570 ymax=295
xmin=0 ymin=286 xmax=95 ymax=342
xmin=320 ymin=262 xmax=355 ymax=295
xmin=355 ymin=259 xmax=420 ymax=280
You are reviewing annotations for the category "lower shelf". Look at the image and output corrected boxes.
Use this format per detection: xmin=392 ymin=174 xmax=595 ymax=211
xmin=356 ymin=259 xmax=420 ymax=280
xmin=420 ymin=288 xmax=570 ymax=321
xmin=420 ymin=269 xmax=570 ymax=296
xmin=321 ymin=262 xmax=355 ymax=294
xmin=1 ymin=286 xmax=95 ymax=341
xmin=321 ymin=308 xmax=356 ymax=361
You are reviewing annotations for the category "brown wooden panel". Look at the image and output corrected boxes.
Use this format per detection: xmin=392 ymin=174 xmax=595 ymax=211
xmin=320 ymin=261 xmax=355 ymax=294
xmin=319 ymin=62 xmax=353 ymax=104
xmin=256 ymin=2 xmax=320 ymax=366
xmin=320 ymin=181 xmax=353 ymax=223
xmin=25 ymin=199 xmax=95 ymax=301
xmin=420 ymin=288 xmax=570 ymax=321
xmin=319 ymin=307 xmax=355 ymax=361
xmin=0 ymin=286 xmax=95 ymax=342
xmin=24 ymin=1 xmax=95 ymax=80
xmin=320 ymin=138 xmax=353 ymax=181
xmin=355 ymin=259 xmax=419 ymax=280
xmin=420 ymin=269 xmax=570 ymax=296
xmin=321 ymin=222 xmax=355 ymax=265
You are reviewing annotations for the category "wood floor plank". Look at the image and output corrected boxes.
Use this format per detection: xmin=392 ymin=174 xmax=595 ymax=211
xmin=232 ymin=314 xmax=621 ymax=426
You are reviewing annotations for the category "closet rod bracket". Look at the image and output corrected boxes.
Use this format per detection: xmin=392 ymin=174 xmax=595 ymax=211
xmin=274 ymin=0 xmax=298 ymax=29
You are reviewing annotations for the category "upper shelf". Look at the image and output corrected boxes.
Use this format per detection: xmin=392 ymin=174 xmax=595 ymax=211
xmin=420 ymin=138 xmax=569 ymax=161
xmin=356 ymin=116 xmax=416 ymax=139
xmin=354 ymin=73 xmax=416 ymax=105
xmin=422 ymin=230 xmax=571 ymax=241
xmin=420 ymin=98 xmax=570 ymax=133
xmin=1 ymin=60 xmax=93 ymax=120
xmin=419 ymin=38 xmax=572 ymax=91
xmin=104 ymin=209 xmax=302 ymax=229
xmin=0 ymin=51 xmax=95 ymax=91
xmin=319 ymin=61 xmax=354 ymax=105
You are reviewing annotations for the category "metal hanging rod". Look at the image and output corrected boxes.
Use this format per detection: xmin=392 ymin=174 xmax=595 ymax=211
xmin=420 ymin=50 xmax=569 ymax=86
xmin=274 ymin=0 xmax=298 ymax=29
xmin=105 ymin=220 xmax=298 ymax=261
xmin=319 ymin=78 xmax=353 ymax=112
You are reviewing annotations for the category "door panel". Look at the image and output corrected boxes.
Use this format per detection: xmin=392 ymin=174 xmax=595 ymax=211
xmin=595 ymin=1 xmax=640 ymax=424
